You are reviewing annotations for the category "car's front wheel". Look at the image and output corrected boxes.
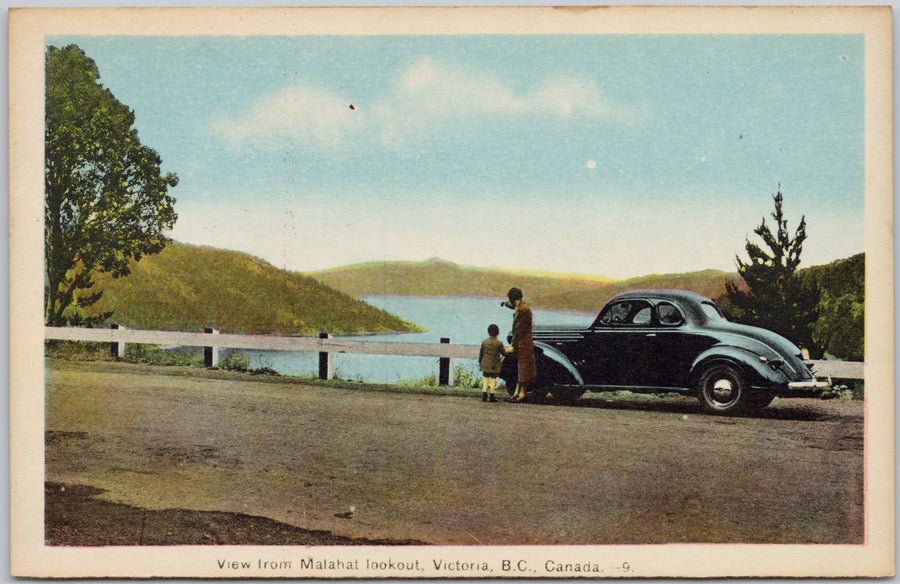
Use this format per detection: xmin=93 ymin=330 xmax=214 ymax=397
xmin=696 ymin=363 xmax=749 ymax=415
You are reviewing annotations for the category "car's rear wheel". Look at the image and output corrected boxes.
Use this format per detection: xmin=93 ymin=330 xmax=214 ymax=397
xmin=548 ymin=386 xmax=586 ymax=403
xmin=535 ymin=358 xmax=582 ymax=403
xmin=500 ymin=356 xmax=518 ymax=396
xmin=697 ymin=363 xmax=749 ymax=415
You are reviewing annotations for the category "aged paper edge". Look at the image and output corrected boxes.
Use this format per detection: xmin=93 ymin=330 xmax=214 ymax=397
xmin=9 ymin=5 xmax=894 ymax=578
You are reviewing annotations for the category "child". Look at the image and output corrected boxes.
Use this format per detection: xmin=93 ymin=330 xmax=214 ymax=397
xmin=478 ymin=324 xmax=505 ymax=402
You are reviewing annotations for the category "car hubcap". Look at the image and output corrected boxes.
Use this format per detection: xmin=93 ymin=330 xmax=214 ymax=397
xmin=712 ymin=378 xmax=736 ymax=402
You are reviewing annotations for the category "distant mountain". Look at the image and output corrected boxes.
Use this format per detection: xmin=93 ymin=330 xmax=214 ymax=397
xmin=310 ymin=259 xmax=745 ymax=313
xmin=88 ymin=242 xmax=424 ymax=335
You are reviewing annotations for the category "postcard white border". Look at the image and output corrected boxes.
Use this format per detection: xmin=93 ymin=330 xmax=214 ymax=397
xmin=9 ymin=6 xmax=894 ymax=578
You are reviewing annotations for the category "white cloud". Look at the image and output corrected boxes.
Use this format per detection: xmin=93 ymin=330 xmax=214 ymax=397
xmin=534 ymin=77 xmax=614 ymax=118
xmin=397 ymin=57 xmax=527 ymax=116
xmin=212 ymin=57 xmax=630 ymax=152
xmin=213 ymin=86 xmax=363 ymax=150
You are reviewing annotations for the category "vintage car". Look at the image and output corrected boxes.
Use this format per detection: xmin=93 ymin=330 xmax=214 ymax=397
xmin=500 ymin=289 xmax=831 ymax=414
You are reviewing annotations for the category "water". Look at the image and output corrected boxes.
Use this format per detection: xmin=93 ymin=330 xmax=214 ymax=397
xmin=226 ymin=295 xmax=596 ymax=384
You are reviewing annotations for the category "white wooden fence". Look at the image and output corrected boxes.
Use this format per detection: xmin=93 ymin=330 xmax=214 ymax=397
xmin=45 ymin=325 xmax=865 ymax=385
xmin=45 ymin=325 xmax=477 ymax=386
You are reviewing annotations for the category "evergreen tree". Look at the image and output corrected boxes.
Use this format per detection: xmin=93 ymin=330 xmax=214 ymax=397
xmin=45 ymin=45 xmax=178 ymax=326
xmin=724 ymin=189 xmax=821 ymax=356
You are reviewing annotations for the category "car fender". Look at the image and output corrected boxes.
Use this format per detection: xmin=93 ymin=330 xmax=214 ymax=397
xmin=690 ymin=345 xmax=789 ymax=389
xmin=533 ymin=341 xmax=585 ymax=386
xmin=500 ymin=342 xmax=585 ymax=387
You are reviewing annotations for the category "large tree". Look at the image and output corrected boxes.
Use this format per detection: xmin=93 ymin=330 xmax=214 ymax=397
xmin=723 ymin=189 xmax=821 ymax=356
xmin=45 ymin=45 xmax=178 ymax=326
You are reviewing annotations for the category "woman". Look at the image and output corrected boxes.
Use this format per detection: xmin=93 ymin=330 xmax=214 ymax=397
xmin=503 ymin=287 xmax=535 ymax=402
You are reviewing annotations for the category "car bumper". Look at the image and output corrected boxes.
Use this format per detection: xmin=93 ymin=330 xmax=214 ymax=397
xmin=778 ymin=376 xmax=833 ymax=398
xmin=787 ymin=377 xmax=832 ymax=390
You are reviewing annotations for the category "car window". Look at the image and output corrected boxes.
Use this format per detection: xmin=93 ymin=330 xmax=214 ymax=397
xmin=599 ymin=301 xmax=629 ymax=324
xmin=632 ymin=307 xmax=651 ymax=325
xmin=657 ymin=302 xmax=684 ymax=326
xmin=597 ymin=300 xmax=653 ymax=326
xmin=701 ymin=301 xmax=725 ymax=321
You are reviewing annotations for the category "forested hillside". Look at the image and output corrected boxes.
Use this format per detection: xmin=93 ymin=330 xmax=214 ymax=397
xmin=309 ymin=257 xmax=610 ymax=301
xmin=799 ymin=253 xmax=865 ymax=360
xmin=310 ymin=259 xmax=745 ymax=313
xmin=87 ymin=242 xmax=424 ymax=334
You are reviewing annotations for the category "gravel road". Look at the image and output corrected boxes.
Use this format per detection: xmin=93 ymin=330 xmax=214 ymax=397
xmin=45 ymin=359 xmax=864 ymax=545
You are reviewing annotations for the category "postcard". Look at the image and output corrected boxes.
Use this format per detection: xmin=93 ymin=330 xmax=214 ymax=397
xmin=10 ymin=5 xmax=894 ymax=578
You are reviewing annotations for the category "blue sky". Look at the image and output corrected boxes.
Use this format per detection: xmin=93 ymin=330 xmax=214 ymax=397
xmin=48 ymin=33 xmax=865 ymax=279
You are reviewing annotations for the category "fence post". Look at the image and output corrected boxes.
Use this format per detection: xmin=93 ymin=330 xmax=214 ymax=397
xmin=439 ymin=338 xmax=455 ymax=386
xmin=319 ymin=332 xmax=333 ymax=380
xmin=204 ymin=328 xmax=219 ymax=367
xmin=110 ymin=323 xmax=126 ymax=359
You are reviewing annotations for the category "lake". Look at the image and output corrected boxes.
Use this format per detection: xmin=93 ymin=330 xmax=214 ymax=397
xmin=225 ymin=295 xmax=596 ymax=384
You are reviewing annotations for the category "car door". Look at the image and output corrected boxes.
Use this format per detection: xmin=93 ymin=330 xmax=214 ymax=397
xmin=582 ymin=299 xmax=657 ymax=387
xmin=649 ymin=300 xmax=719 ymax=388
xmin=646 ymin=300 xmax=691 ymax=387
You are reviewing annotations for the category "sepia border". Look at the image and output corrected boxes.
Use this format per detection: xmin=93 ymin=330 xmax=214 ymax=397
xmin=9 ymin=6 xmax=894 ymax=578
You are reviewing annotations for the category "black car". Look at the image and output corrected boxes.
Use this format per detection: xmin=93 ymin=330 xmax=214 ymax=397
xmin=500 ymin=289 xmax=831 ymax=414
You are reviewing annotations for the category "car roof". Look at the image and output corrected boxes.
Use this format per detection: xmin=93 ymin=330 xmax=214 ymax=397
xmin=608 ymin=288 xmax=714 ymax=305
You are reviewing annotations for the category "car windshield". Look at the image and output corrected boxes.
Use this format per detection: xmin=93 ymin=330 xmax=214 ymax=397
xmin=701 ymin=301 xmax=726 ymax=321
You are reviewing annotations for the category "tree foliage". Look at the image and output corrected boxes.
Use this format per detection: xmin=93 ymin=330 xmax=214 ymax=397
xmin=45 ymin=44 xmax=178 ymax=326
xmin=801 ymin=253 xmax=865 ymax=361
xmin=723 ymin=189 xmax=821 ymax=356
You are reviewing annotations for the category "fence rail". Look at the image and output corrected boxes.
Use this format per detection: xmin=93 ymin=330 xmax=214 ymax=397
xmin=45 ymin=325 xmax=864 ymax=384
xmin=45 ymin=325 xmax=479 ymax=386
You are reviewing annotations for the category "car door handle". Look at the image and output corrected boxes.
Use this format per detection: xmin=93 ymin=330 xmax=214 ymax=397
xmin=645 ymin=333 xmax=656 ymax=337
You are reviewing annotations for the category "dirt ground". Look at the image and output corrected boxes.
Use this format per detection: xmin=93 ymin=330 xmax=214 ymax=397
xmin=44 ymin=359 xmax=865 ymax=546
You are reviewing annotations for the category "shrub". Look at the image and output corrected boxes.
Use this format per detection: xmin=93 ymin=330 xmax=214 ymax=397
xmin=45 ymin=340 xmax=114 ymax=361
xmin=220 ymin=353 xmax=250 ymax=371
xmin=125 ymin=344 xmax=202 ymax=366
xmin=453 ymin=364 xmax=482 ymax=389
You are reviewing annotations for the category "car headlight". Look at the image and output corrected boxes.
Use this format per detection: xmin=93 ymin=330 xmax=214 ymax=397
xmin=758 ymin=355 xmax=785 ymax=370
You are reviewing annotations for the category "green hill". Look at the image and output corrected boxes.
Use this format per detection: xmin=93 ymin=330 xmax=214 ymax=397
xmin=798 ymin=252 xmax=865 ymax=296
xmin=309 ymin=258 xmax=610 ymax=304
xmin=88 ymin=242 xmax=424 ymax=335
xmin=310 ymin=259 xmax=745 ymax=313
